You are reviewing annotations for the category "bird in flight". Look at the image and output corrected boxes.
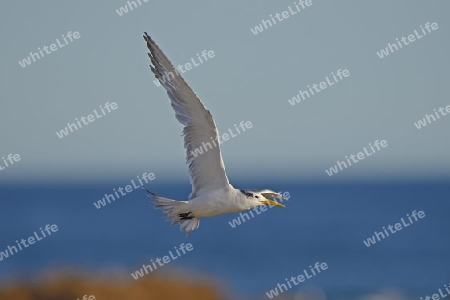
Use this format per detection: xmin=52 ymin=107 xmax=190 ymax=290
xmin=142 ymin=33 xmax=286 ymax=234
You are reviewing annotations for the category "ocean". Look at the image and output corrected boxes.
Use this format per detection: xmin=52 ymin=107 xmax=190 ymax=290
xmin=0 ymin=181 xmax=449 ymax=299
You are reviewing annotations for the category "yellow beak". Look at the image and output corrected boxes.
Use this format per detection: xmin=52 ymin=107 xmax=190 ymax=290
xmin=261 ymin=200 xmax=285 ymax=208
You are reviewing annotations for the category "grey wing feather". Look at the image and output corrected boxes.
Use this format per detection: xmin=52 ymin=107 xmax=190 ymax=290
xmin=143 ymin=33 xmax=230 ymax=199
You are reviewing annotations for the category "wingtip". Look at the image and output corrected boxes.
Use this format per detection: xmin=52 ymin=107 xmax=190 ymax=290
xmin=143 ymin=32 xmax=151 ymax=42
xmin=141 ymin=187 xmax=156 ymax=196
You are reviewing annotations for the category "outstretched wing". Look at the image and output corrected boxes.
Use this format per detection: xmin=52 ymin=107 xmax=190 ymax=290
xmin=143 ymin=33 xmax=230 ymax=199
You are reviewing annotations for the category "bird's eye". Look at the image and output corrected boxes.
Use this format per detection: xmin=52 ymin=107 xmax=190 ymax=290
xmin=255 ymin=195 xmax=259 ymax=198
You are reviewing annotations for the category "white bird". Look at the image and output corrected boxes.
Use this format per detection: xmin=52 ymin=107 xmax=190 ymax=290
xmin=142 ymin=33 xmax=286 ymax=234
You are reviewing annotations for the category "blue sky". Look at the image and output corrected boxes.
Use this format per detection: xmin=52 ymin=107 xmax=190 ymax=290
xmin=0 ymin=0 xmax=449 ymax=184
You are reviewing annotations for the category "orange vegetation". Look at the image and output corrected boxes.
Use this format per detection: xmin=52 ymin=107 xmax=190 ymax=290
xmin=0 ymin=270 xmax=228 ymax=300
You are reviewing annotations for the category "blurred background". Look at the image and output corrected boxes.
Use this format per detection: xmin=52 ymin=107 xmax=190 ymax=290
xmin=0 ymin=1 xmax=449 ymax=299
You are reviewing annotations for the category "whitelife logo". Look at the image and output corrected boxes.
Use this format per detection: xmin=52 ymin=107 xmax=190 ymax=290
xmin=363 ymin=210 xmax=425 ymax=247
xmin=18 ymin=31 xmax=81 ymax=68
xmin=93 ymin=172 xmax=156 ymax=209
xmin=77 ymin=296 xmax=96 ymax=300
xmin=413 ymin=104 xmax=450 ymax=129
xmin=153 ymin=50 xmax=216 ymax=88
xmin=287 ymin=69 xmax=350 ymax=106
xmin=0 ymin=153 xmax=21 ymax=172
xmin=325 ymin=139 xmax=388 ymax=176
xmin=56 ymin=102 xmax=118 ymax=139
xmin=376 ymin=22 xmax=439 ymax=59
xmin=265 ymin=261 xmax=328 ymax=298
xmin=131 ymin=243 xmax=193 ymax=280
xmin=0 ymin=224 xmax=58 ymax=262
xmin=115 ymin=0 xmax=149 ymax=16
xmin=250 ymin=0 xmax=313 ymax=35
xmin=190 ymin=121 xmax=253 ymax=158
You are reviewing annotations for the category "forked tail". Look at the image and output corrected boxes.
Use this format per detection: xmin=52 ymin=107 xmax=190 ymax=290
xmin=142 ymin=188 xmax=200 ymax=234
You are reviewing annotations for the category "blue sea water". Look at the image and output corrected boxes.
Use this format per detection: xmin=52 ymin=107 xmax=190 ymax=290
xmin=0 ymin=181 xmax=449 ymax=299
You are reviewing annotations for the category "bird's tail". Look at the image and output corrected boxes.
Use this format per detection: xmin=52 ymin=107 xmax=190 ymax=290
xmin=142 ymin=188 xmax=200 ymax=234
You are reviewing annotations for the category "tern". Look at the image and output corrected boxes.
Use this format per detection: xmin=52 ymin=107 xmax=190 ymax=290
xmin=142 ymin=33 xmax=286 ymax=234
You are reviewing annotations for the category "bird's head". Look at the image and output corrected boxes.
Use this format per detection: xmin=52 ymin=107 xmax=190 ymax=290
xmin=240 ymin=189 xmax=286 ymax=208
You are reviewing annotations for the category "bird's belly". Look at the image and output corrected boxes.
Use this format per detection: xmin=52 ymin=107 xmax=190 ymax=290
xmin=190 ymin=197 xmax=247 ymax=217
